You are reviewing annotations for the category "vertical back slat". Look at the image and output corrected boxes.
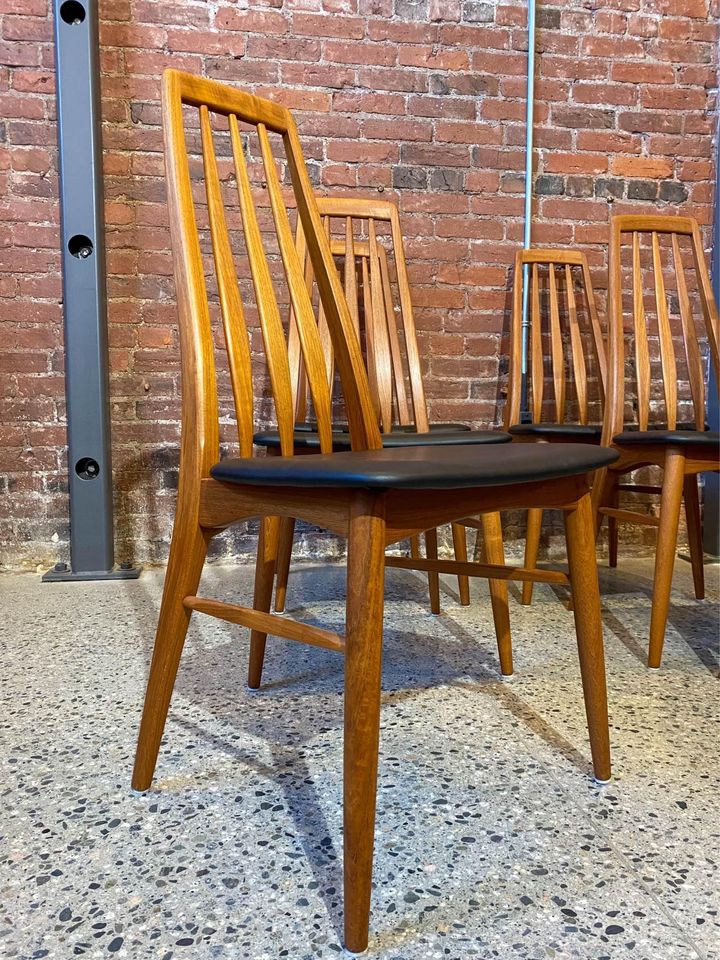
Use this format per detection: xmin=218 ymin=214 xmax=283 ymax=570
xmin=690 ymin=221 xmax=720 ymax=385
xmin=288 ymin=216 xmax=308 ymax=420
xmin=316 ymin=216 xmax=335 ymax=389
xmin=199 ymin=107 xmax=254 ymax=457
xmin=565 ymin=264 xmax=588 ymax=424
xmin=530 ymin=263 xmax=543 ymax=422
xmin=504 ymin=251 xmax=525 ymax=428
xmin=548 ymin=263 xmax=566 ymax=421
xmin=361 ymin=254 xmax=380 ymax=421
xmin=672 ymin=234 xmax=705 ymax=430
xmin=344 ymin=217 xmax=360 ymax=333
xmin=632 ymin=233 xmax=651 ymax=431
xmin=389 ymin=206 xmax=429 ymax=432
xmin=368 ymin=218 xmax=394 ymax=432
xmin=229 ymin=115 xmax=295 ymax=454
xmin=257 ymin=124 xmax=333 ymax=451
xmin=378 ymin=245 xmax=411 ymax=426
xmin=580 ymin=259 xmax=607 ymax=399
xmin=651 ymin=231 xmax=677 ymax=430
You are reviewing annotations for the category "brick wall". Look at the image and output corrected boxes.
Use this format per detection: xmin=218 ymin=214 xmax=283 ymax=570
xmin=1 ymin=0 xmax=718 ymax=570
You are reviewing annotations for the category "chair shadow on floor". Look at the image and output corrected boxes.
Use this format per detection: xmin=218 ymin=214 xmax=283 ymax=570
xmin=122 ymin=558 xmax=717 ymax=942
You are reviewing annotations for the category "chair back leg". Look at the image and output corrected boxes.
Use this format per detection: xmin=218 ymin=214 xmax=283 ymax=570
xmin=521 ymin=508 xmax=544 ymax=605
xmin=683 ymin=475 xmax=705 ymax=600
xmin=248 ymin=516 xmax=281 ymax=689
xmin=481 ymin=512 xmax=513 ymax=676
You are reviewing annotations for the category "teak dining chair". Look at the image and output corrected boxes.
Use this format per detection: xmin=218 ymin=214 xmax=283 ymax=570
xmin=594 ymin=214 xmax=720 ymax=668
xmin=505 ymin=249 xmax=607 ymax=604
xmin=259 ymin=195 xmax=509 ymax=624
xmin=133 ymin=69 xmax=616 ymax=953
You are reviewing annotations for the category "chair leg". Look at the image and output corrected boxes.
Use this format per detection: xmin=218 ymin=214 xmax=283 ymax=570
xmin=132 ymin=519 xmax=211 ymax=792
xmin=683 ymin=474 xmax=705 ymax=601
xmin=273 ymin=516 xmax=296 ymax=613
xmin=344 ymin=492 xmax=385 ymax=954
xmin=648 ymin=452 xmax=686 ymax=669
xmin=607 ymin=472 xmax=619 ymax=568
xmin=248 ymin=516 xmax=281 ymax=690
xmin=563 ymin=492 xmax=611 ymax=783
xmin=521 ymin=508 xmax=543 ymax=605
xmin=480 ymin=512 xmax=513 ymax=677
xmin=451 ymin=522 xmax=471 ymax=605
xmin=424 ymin=528 xmax=441 ymax=615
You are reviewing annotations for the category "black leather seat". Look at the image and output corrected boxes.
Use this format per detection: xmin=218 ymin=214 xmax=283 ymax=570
xmin=613 ymin=429 xmax=720 ymax=449
xmin=254 ymin=428 xmax=510 ymax=451
xmin=508 ymin=422 xmax=602 ymax=440
xmin=212 ymin=443 xmax=619 ymax=490
xmin=293 ymin=420 xmax=472 ymax=434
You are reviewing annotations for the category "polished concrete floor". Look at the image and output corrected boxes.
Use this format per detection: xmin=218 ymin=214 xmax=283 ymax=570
xmin=1 ymin=555 xmax=718 ymax=959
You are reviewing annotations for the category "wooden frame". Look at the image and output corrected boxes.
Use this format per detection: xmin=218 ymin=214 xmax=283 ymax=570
xmin=275 ymin=195 xmax=507 ymax=620
xmin=132 ymin=70 xmax=612 ymax=953
xmin=504 ymin=248 xmax=607 ymax=605
xmin=594 ymin=214 xmax=720 ymax=667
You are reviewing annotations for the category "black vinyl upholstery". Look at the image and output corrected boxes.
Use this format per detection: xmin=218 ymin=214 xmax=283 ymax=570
xmin=508 ymin=422 xmax=602 ymax=441
xmin=613 ymin=429 xmax=720 ymax=450
xmin=211 ymin=443 xmax=619 ymax=490
xmin=254 ymin=428 xmax=511 ymax=451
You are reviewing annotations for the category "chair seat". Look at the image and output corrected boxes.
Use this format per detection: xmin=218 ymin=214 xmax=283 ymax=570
xmin=211 ymin=443 xmax=619 ymax=490
xmin=292 ymin=420 xmax=472 ymax=434
xmin=508 ymin=422 xmax=602 ymax=440
xmin=254 ymin=428 xmax=510 ymax=451
xmin=613 ymin=429 xmax=720 ymax=449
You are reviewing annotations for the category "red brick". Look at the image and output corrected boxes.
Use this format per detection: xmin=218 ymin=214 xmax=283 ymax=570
xmin=610 ymin=156 xmax=674 ymax=178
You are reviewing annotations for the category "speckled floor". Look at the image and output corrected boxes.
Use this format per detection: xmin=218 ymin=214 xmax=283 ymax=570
xmin=1 ymin=555 xmax=718 ymax=960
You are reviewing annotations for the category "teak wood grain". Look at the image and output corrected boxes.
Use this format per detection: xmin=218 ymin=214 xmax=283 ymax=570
xmin=132 ymin=70 xmax=612 ymax=953
xmin=595 ymin=213 xmax=720 ymax=667
xmin=504 ymin=247 xmax=608 ymax=604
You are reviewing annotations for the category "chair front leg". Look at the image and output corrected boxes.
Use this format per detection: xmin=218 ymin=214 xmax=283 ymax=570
xmin=133 ymin=517 xmax=212 ymax=792
xmin=451 ymin=523 xmax=471 ymax=605
xmin=521 ymin=507 xmax=543 ymax=605
xmin=424 ymin=527 xmax=441 ymax=615
xmin=481 ymin=512 xmax=513 ymax=677
xmin=563 ymin=492 xmax=611 ymax=783
xmin=273 ymin=516 xmax=296 ymax=613
xmin=648 ymin=451 xmax=686 ymax=669
xmin=683 ymin=474 xmax=705 ymax=601
xmin=248 ymin=516 xmax=281 ymax=689
xmin=344 ymin=491 xmax=386 ymax=954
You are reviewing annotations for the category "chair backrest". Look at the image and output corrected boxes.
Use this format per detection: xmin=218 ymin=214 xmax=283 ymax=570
xmin=606 ymin=214 xmax=720 ymax=438
xmin=505 ymin=249 xmax=607 ymax=429
xmin=290 ymin=197 xmax=430 ymax=434
xmin=160 ymin=69 xmax=381 ymax=480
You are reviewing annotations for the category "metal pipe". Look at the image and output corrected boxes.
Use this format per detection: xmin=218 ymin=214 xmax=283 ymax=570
xmin=519 ymin=0 xmax=536 ymax=421
xmin=44 ymin=0 xmax=138 ymax=582
xmin=702 ymin=114 xmax=720 ymax=556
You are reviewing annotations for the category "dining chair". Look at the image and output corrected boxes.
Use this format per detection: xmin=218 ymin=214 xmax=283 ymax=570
xmin=504 ymin=249 xmax=608 ymax=604
xmin=261 ymin=195 xmax=509 ymax=624
xmin=133 ymin=69 xmax=617 ymax=953
xmin=594 ymin=214 xmax=720 ymax=668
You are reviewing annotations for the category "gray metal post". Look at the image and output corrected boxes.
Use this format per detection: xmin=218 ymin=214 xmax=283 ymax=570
xmin=702 ymin=116 xmax=720 ymax=556
xmin=519 ymin=0 xmax=536 ymax=421
xmin=44 ymin=0 xmax=139 ymax=582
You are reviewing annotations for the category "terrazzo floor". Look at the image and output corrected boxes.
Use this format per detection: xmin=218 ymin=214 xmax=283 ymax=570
xmin=1 ymin=554 xmax=718 ymax=960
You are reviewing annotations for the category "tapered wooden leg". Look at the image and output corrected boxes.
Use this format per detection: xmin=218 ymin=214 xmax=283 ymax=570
xmin=410 ymin=534 xmax=420 ymax=559
xmin=563 ymin=493 xmax=611 ymax=783
xmin=683 ymin=474 xmax=705 ymax=601
xmin=274 ymin=516 xmax=296 ymax=613
xmin=132 ymin=518 xmax=212 ymax=792
xmin=521 ymin=508 xmax=543 ymax=605
xmin=424 ymin=528 xmax=441 ymax=615
xmin=648 ymin=452 xmax=686 ymax=669
xmin=607 ymin=474 xmax=619 ymax=568
xmin=451 ymin=522 xmax=471 ymax=605
xmin=344 ymin=492 xmax=385 ymax=954
xmin=248 ymin=516 xmax=281 ymax=689
xmin=480 ymin=511 xmax=513 ymax=677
